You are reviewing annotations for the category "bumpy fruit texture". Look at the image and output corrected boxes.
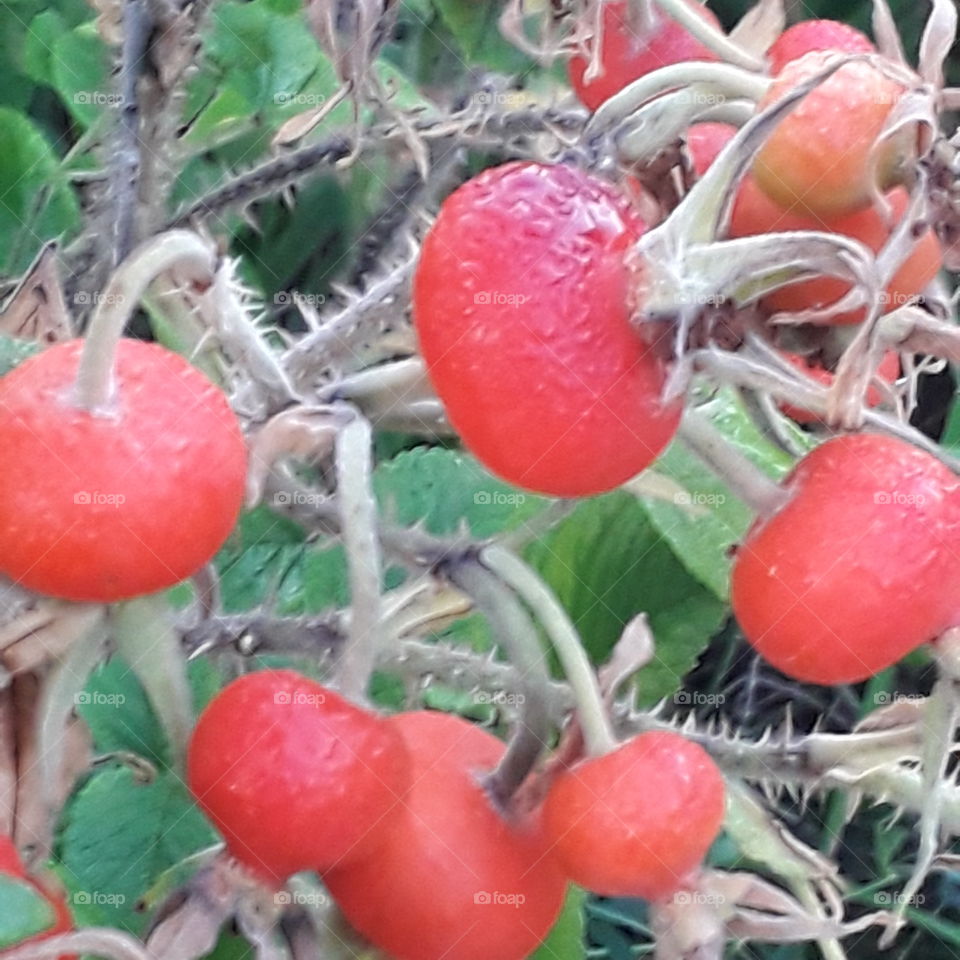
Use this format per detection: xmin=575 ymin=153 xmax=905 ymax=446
xmin=0 ymin=835 xmax=73 ymax=959
xmin=753 ymin=51 xmax=915 ymax=218
xmin=778 ymin=350 xmax=900 ymax=424
xmin=687 ymin=124 xmax=941 ymax=324
xmin=414 ymin=162 xmax=681 ymax=497
xmin=0 ymin=339 xmax=246 ymax=602
xmin=187 ymin=670 xmax=410 ymax=884
xmin=766 ymin=19 xmax=874 ymax=74
xmin=542 ymin=731 xmax=725 ymax=900
xmin=325 ymin=711 xmax=567 ymax=960
xmin=732 ymin=434 xmax=960 ymax=684
xmin=569 ymin=0 xmax=721 ymax=110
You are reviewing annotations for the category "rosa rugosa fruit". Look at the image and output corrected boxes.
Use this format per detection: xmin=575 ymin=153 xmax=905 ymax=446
xmin=766 ymin=19 xmax=874 ymax=74
xmin=325 ymin=710 xmax=567 ymax=960
xmin=187 ymin=670 xmax=410 ymax=885
xmin=569 ymin=0 xmax=721 ymax=110
xmin=0 ymin=338 xmax=246 ymax=602
xmin=753 ymin=51 xmax=916 ymax=217
xmin=687 ymin=123 xmax=941 ymax=324
xmin=414 ymin=161 xmax=681 ymax=497
xmin=732 ymin=434 xmax=960 ymax=684
xmin=778 ymin=350 xmax=900 ymax=424
xmin=542 ymin=731 xmax=724 ymax=900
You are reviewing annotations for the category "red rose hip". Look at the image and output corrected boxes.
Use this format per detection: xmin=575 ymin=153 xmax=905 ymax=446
xmin=325 ymin=711 xmax=567 ymax=960
xmin=414 ymin=162 xmax=681 ymax=497
xmin=732 ymin=434 xmax=960 ymax=684
xmin=188 ymin=670 xmax=410 ymax=884
xmin=0 ymin=338 xmax=246 ymax=602
xmin=543 ymin=731 xmax=725 ymax=900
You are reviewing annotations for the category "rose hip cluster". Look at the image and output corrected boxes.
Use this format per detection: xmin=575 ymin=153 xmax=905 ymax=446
xmin=414 ymin=9 xmax=954 ymax=690
xmin=188 ymin=670 xmax=726 ymax=960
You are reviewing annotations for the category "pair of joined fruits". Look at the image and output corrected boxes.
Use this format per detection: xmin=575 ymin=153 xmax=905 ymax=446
xmin=188 ymin=670 xmax=727 ymax=959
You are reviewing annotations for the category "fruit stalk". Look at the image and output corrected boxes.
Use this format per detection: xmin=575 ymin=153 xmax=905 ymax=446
xmin=446 ymin=556 xmax=554 ymax=806
xmin=74 ymin=230 xmax=217 ymax=411
xmin=678 ymin=409 xmax=788 ymax=517
xmin=481 ymin=545 xmax=617 ymax=756
xmin=335 ymin=414 xmax=383 ymax=702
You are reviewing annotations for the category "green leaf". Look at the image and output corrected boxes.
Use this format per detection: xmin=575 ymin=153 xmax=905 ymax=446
xmin=51 ymin=24 xmax=110 ymax=127
xmin=526 ymin=492 xmax=727 ymax=704
xmin=431 ymin=0 xmax=533 ymax=73
xmin=0 ymin=876 xmax=56 ymax=948
xmin=58 ymin=768 xmax=217 ymax=932
xmin=78 ymin=656 xmax=225 ymax=767
xmin=0 ymin=108 xmax=80 ymax=272
xmin=206 ymin=0 xmax=326 ymax=112
xmin=0 ymin=335 xmax=40 ymax=375
xmin=374 ymin=446 xmax=548 ymax=537
xmin=638 ymin=388 xmax=813 ymax=600
xmin=23 ymin=10 xmax=68 ymax=84
xmin=532 ymin=885 xmax=587 ymax=960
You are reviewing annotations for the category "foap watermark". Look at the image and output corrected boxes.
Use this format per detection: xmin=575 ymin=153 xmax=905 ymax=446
xmin=874 ymin=491 xmax=926 ymax=506
xmin=274 ymin=690 xmax=326 ymax=706
xmin=674 ymin=491 xmax=726 ymax=507
xmin=74 ymin=291 xmax=127 ymax=307
xmin=275 ymin=890 xmax=329 ymax=907
xmin=274 ymin=290 xmax=326 ymax=307
xmin=674 ymin=691 xmax=725 ymax=707
xmin=74 ymin=891 xmax=126 ymax=906
xmin=472 ymin=90 xmax=527 ymax=108
xmin=673 ymin=891 xmax=726 ymax=906
xmin=474 ymin=491 xmax=526 ymax=507
xmin=873 ymin=692 xmax=925 ymax=706
xmin=474 ymin=291 xmax=530 ymax=306
xmin=274 ymin=92 xmax=327 ymax=107
xmin=75 ymin=691 xmax=126 ymax=707
xmin=74 ymin=491 xmax=126 ymax=507
xmin=474 ymin=691 xmax=526 ymax=706
xmin=474 ymin=891 xmax=526 ymax=907
xmin=875 ymin=891 xmax=925 ymax=906
xmin=273 ymin=490 xmax=326 ymax=507
xmin=74 ymin=91 xmax=125 ymax=107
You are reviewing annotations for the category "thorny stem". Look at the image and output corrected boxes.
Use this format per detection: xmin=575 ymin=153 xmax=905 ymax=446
xmin=692 ymin=346 xmax=960 ymax=473
xmin=480 ymin=545 xmax=617 ymax=756
xmin=446 ymin=556 xmax=554 ymax=808
xmin=111 ymin=0 xmax=152 ymax=266
xmin=74 ymin=230 xmax=216 ymax=410
xmin=334 ymin=414 xmax=383 ymax=702
xmin=679 ymin=408 xmax=788 ymax=517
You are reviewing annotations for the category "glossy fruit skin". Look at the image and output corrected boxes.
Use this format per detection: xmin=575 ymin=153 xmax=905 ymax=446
xmin=187 ymin=670 xmax=410 ymax=885
xmin=687 ymin=124 xmax=942 ymax=324
xmin=753 ymin=51 xmax=914 ymax=217
xmin=542 ymin=732 xmax=725 ymax=900
xmin=0 ymin=338 xmax=246 ymax=602
xmin=326 ymin=711 xmax=567 ymax=960
xmin=732 ymin=434 xmax=960 ymax=685
xmin=778 ymin=350 xmax=900 ymax=424
xmin=414 ymin=162 xmax=681 ymax=497
xmin=569 ymin=0 xmax=720 ymax=110
xmin=0 ymin=835 xmax=73 ymax=959
xmin=766 ymin=19 xmax=873 ymax=74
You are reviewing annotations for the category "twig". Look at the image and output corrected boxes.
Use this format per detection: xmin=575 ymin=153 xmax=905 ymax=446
xmin=112 ymin=0 xmax=153 ymax=265
xmin=334 ymin=414 xmax=382 ymax=701
xmin=446 ymin=557 xmax=554 ymax=807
